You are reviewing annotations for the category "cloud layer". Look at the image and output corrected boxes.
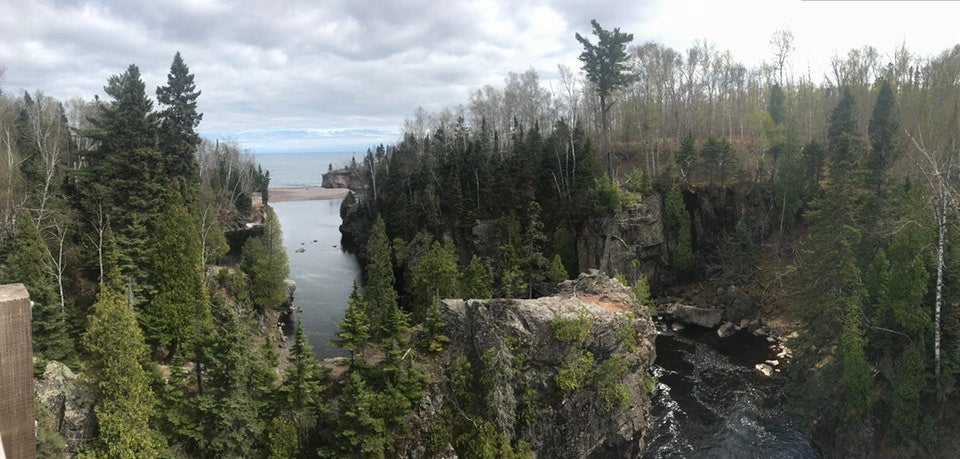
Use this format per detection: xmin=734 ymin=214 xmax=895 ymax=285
xmin=3 ymin=0 xmax=959 ymax=152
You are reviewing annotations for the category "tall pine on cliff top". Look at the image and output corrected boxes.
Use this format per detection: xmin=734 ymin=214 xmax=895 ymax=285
xmin=4 ymin=210 xmax=74 ymax=362
xmin=156 ymin=52 xmax=202 ymax=202
xmin=84 ymin=64 xmax=163 ymax=292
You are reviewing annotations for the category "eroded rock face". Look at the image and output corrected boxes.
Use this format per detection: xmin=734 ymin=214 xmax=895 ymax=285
xmin=578 ymin=194 xmax=665 ymax=281
xmin=408 ymin=272 xmax=657 ymax=458
xmin=321 ymin=168 xmax=362 ymax=190
xmin=35 ymin=361 xmax=95 ymax=454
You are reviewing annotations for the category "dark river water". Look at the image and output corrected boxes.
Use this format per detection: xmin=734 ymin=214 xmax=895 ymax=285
xmin=643 ymin=325 xmax=819 ymax=458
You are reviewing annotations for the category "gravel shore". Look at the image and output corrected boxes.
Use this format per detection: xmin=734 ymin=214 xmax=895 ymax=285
xmin=269 ymin=186 xmax=350 ymax=202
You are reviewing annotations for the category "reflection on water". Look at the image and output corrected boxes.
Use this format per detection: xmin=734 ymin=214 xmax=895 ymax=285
xmin=271 ymin=198 xmax=361 ymax=358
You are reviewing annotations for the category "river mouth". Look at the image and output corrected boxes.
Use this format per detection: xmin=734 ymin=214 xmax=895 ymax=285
xmin=642 ymin=324 xmax=819 ymax=458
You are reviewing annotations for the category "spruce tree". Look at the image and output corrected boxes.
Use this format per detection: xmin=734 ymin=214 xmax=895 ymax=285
xmin=141 ymin=200 xmax=205 ymax=354
xmin=156 ymin=52 xmax=202 ymax=201
xmin=790 ymin=88 xmax=874 ymax=421
xmin=4 ymin=210 xmax=74 ymax=362
xmin=867 ymin=80 xmax=902 ymax=188
xmin=411 ymin=239 xmax=459 ymax=320
xmin=364 ymin=216 xmax=404 ymax=342
xmin=83 ymin=64 xmax=163 ymax=293
xmin=243 ymin=209 xmax=289 ymax=308
xmin=333 ymin=282 xmax=370 ymax=358
xmin=278 ymin=315 xmax=327 ymax=449
xmin=460 ymin=255 xmax=492 ymax=299
xmin=663 ymin=186 xmax=694 ymax=273
xmin=81 ymin=287 xmax=163 ymax=458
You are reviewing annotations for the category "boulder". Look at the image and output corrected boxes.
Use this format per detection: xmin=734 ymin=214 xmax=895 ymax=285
xmin=664 ymin=303 xmax=723 ymax=328
xmin=716 ymin=321 xmax=737 ymax=338
xmin=754 ymin=363 xmax=774 ymax=377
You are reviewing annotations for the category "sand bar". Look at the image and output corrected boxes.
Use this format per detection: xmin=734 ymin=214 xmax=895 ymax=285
xmin=269 ymin=186 xmax=350 ymax=202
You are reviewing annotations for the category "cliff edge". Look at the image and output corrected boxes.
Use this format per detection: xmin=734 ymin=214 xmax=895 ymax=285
xmin=404 ymin=271 xmax=657 ymax=458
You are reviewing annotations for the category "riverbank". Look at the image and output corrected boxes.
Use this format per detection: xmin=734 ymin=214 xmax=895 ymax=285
xmin=269 ymin=186 xmax=349 ymax=202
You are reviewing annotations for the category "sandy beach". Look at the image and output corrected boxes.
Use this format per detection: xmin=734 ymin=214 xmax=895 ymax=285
xmin=269 ymin=186 xmax=350 ymax=202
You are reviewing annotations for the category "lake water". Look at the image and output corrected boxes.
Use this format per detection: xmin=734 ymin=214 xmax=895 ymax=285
xmin=257 ymin=151 xmax=363 ymax=358
xmin=255 ymin=151 xmax=359 ymax=187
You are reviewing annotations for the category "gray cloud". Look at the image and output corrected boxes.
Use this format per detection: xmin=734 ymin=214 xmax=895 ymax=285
xmin=3 ymin=0 xmax=958 ymax=152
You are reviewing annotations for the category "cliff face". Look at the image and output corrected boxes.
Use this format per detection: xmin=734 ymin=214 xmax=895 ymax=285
xmin=578 ymin=194 xmax=665 ymax=282
xmin=321 ymin=168 xmax=363 ymax=190
xmin=406 ymin=272 xmax=657 ymax=458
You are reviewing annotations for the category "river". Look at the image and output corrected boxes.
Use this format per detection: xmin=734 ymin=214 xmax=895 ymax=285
xmin=643 ymin=325 xmax=819 ymax=458
xmin=271 ymin=198 xmax=361 ymax=358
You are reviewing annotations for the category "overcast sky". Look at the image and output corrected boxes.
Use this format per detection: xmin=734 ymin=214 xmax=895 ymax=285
xmin=3 ymin=0 xmax=960 ymax=153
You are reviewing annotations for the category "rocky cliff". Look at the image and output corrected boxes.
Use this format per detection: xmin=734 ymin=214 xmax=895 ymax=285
xmin=321 ymin=167 xmax=364 ymax=190
xmin=404 ymin=271 xmax=657 ymax=458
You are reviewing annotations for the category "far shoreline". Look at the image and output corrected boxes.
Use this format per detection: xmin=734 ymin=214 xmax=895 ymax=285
xmin=269 ymin=186 xmax=350 ymax=202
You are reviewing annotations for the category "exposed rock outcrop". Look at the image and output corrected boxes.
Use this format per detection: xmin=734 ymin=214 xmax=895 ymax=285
xmin=407 ymin=272 xmax=657 ymax=458
xmin=35 ymin=361 xmax=95 ymax=454
xmin=322 ymin=168 xmax=363 ymax=190
xmin=578 ymin=194 xmax=665 ymax=282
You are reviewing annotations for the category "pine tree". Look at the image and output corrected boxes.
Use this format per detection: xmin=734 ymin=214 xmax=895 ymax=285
xmin=243 ymin=209 xmax=289 ymax=308
xmin=141 ymin=200 xmax=205 ymax=353
xmin=333 ymin=282 xmax=371 ymax=358
xmin=411 ymin=239 xmax=459 ymax=320
xmin=156 ymin=52 xmax=202 ymax=201
xmin=364 ymin=216 xmax=404 ymax=342
xmin=663 ymin=186 xmax=694 ymax=273
xmin=278 ymin=315 xmax=327 ymax=449
xmin=3 ymin=210 xmax=74 ymax=362
xmin=81 ymin=287 xmax=163 ymax=458
xmin=460 ymin=255 xmax=492 ymax=299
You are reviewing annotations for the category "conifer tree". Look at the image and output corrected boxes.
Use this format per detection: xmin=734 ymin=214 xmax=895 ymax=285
xmin=575 ymin=19 xmax=634 ymax=175
xmin=521 ymin=201 xmax=550 ymax=297
xmin=141 ymin=200 xmax=205 ymax=354
xmin=675 ymin=132 xmax=698 ymax=184
xmin=278 ymin=315 xmax=327 ymax=449
xmin=790 ymin=88 xmax=874 ymax=421
xmin=83 ymin=64 xmax=163 ymax=293
xmin=364 ymin=216 xmax=405 ymax=342
xmin=81 ymin=286 xmax=163 ymax=458
xmin=411 ymin=239 xmax=459 ymax=320
xmin=243 ymin=209 xmax=289 ymax=308
xmin=867 ymin=80 xmax=902 ymax=190
xmin=4 ymin=210 xmax=74 ymax=362
xmin=331 ymin=370 xmax=390 ymax=457
xmin=663 ymin=186 xmax=694 ymax=273
xmin=156 ymin=52 xmax=202 ymax=201
xmin=460 ymin=255 xmax=492 ymax=299
xmin=333 ymin=282 xmax=370 ymax=358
